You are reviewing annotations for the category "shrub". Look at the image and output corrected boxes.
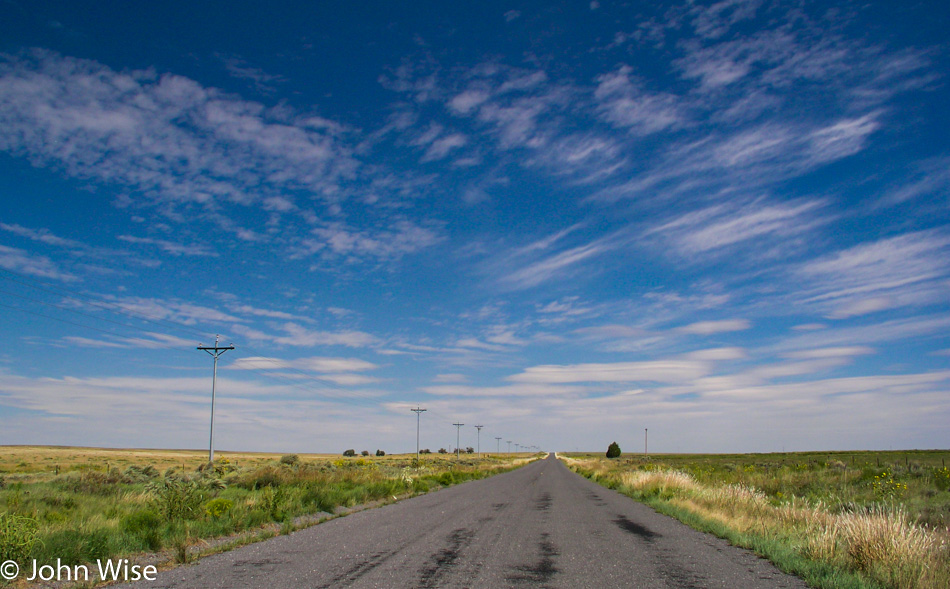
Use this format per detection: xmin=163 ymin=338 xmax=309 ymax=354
xmin=204 ymin=498 xmax=233 ymax=519
xmin=259 ymin=486 xmax=286 ymax=521
xmin=280 ymin=454 xmax=299 ymax=466
xmin=147 ymin=478 xmax=204 ymax=520
xmin=0 ymin=513 xmax=38 ymax=564
xmin=606 ymin=441 xmax=622 ymax=458
xmin=438 ymin=448 xmax=448 ymax=454
xmin=934 ymin=467 xmax=950 ymax=491
xmin=238 ymin=466 xmax=285 ymax=489
xmin=376 ymin=449 xmax=386 ymax=456
xmin=466 ymin=447 xmax=475 ymax=454
xmin=361 ymin=450 xmax=370 ymax=457
xmin=420 ymin=449 xmax=432 ymax=454
xmin=342 ymin=449 xmax=356 ymax=457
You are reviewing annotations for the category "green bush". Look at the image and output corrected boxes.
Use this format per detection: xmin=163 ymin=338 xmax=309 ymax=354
xmin=0 ymin=513 xmax=38 ymax=564
xmin=239 ymin=466 xmax=284 ymax=490
xmin=279 ymin=454 xmax=299 ymax=466
xmin=934 ymin=467 xmax=950 ymax=491
xmin=147 ymin=478 xmax=204 ymax=520
xmin=342 ymin=449 xmax=356 ymax=457
xmin=259 ymin=486 xmax=285 ymax=521
xmin=205 ymin=498 xmax=233 ymax=519
xmin=376 ymin=449 xmax=386 ymax=456
xmin=606 ymin=441 xmax=622 ymax=458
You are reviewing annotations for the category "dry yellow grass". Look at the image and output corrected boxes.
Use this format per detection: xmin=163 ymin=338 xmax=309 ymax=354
xmin=606 ymin=466 xmax=950 ymax=589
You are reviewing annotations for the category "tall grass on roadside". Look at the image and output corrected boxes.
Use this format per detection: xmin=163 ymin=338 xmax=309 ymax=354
xmin=568 ymin=460 xmax=950 ymax=589
xmin=0 ymin=452 xmax=530 ymax=579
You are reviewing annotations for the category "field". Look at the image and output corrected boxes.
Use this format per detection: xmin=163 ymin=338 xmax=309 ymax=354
xmin=0 ymin=446 xmax=534 ymax=586
xmin=563 ymin=450 xmax=950 ymax=589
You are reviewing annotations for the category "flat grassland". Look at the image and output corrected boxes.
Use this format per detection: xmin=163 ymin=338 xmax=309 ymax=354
xmin=563 ymin=450 xmax=950 ymax=589
xmin=0 ymin=446 xmax=532 ymax=585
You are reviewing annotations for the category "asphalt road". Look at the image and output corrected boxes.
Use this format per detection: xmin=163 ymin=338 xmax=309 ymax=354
xmin=119 ymin=455 xmax=809 ymax=588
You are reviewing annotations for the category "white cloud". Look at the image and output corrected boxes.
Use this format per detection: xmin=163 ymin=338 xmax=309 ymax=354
xmin=594 ymin=66 xmax=683 ymax=135
xmin=508 ymin=360 xmax=710 ymax=384
xmin=0 ymin=223 xmax=84 ymax=248
xmin=676 ymin=319 xmax=750 ymax=335
xmin=795 ymin=231 xmax=950 ymax=315
xmin=107 ymin=296 xmax=241 ymax=325
xmin=118 ymin=235 xmax=217 ymax=257
xmin=421 ymin=383 xmax=586 ymax=397
xmin=647 ymin=198 xmax=824 ymax=257
xmin=273 ymin=323 xmax=379 ymax=348
xmin=449 ymin=90 xmax=491 ymax=115
xmin=782 ymin=346 xmax=874 ymax=360
xmin=808 ymin=113 xmax=880 ymax=163
xmin=504 ymin=10 xmax=521 ymax=23
xmin=685 ymin=347 xmax=747 ymax=360
xmin=231 ymin=356 xmax=378 ymax=373
xmin=690 ymin=0 xmax=762 ymax=40
xmin=298 ymin=220 xmax=441 ymax=261
xmin=0 ymin=49 xmax=356 ymax=219
xmin=422 ymin=133 xmax=468 ymax=161
xmin=0 ymin=244 xmax=77 ymax=281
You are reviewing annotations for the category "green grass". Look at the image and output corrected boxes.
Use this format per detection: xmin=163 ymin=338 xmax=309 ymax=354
xmin=563 ymin=451 xmax=950 ymax=589
xmin=0 ymin=447 xmax=535 ymax=581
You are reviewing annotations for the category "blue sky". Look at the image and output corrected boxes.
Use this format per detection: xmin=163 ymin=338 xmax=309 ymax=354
xmin=0 ymin=0 xmax=948 ymax=454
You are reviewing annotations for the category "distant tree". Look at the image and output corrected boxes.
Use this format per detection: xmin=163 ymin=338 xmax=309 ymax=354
xmin=279 ymin=454 xmax=299 ymax=466
xmin=465 ymin=447 xmax=475 ymax=454
xmin=606 ymin=441 xmax=621 ymax=458
xmin=420 ymin=448 xmax=432 ymax=454
xmin=376 ymin=449 xmax=386 ymax=456
xmin=361 ymin=450 xmax=370 ymax=457
xmin=342 ymin=449 xmax=356 ymax=457
xmin=438 ymin=448 xmax=448 ymax=454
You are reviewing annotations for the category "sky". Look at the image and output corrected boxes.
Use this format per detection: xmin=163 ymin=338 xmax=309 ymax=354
xmin=0 ymin=0 xmax=948 ymax=455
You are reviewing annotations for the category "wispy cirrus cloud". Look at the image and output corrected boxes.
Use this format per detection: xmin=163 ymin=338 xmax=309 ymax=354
xmin=1 ymin=223 xmax=85 ymax=248
xmin=508 ymin=359 xmax=710 ymax=384
xmin=0 ymin=49 xmax=357 ymax=227
xmin=645 ymin=197 xmax=826 ymax=259
xmin=676 ymin=319 xmax=751 ymax=335
xmin=794 ymin=230 xmax=950 ymax=317
xmin=0 ymin=244 xmax=77 ymax=281
xmin=291 ymin=220 xmax=442 ymax=262
xmin=593 ymin=66 xmax=684 ymax=135
xmin=63 ymin=331 xmax=195 ymax=350
xmin=117 ymin=235 xmax=217 ymax=257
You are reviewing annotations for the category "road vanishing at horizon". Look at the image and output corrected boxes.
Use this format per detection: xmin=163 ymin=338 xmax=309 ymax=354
xmin=122 ymin=455 xmax=809 ymax=588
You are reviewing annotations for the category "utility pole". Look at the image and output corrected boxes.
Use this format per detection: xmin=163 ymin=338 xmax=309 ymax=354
xmin=474 ymin=425 xmax=484 ymax=456
xmin=645 ymin=428 xmax=648 ymax=456
xmin=507 ymin=440 xmax=512 ymax=456
xmin=495 ymin=436 xmax=502 ymax=455
xmin=197 ymin=335 xmax=234 ymax=463
xmin=453 ymin=422 xmax=465 ymax=459
xmin=411 ymin=407 xmax=427 ymax=462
